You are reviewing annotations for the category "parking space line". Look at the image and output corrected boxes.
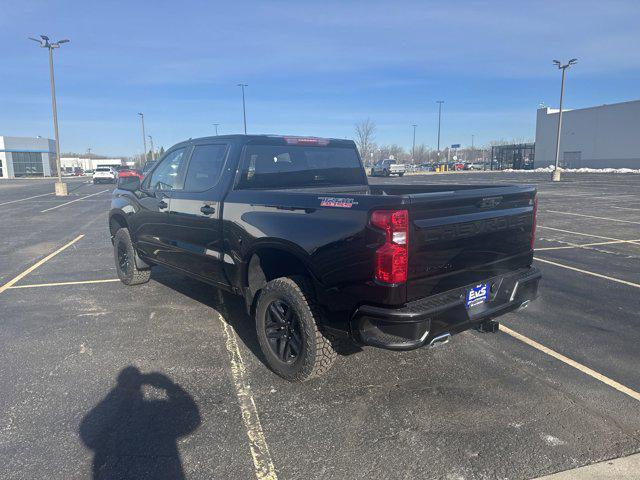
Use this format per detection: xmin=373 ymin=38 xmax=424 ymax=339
xmin=8 ymin=278 xmax=119 ymax=289
xmin=537 ymin=226 xmax=640 ymax=245
xmin=545 ymin=210 xmax=640 ymax=225
xmin=0 ymin=192 xmax=53 ymax=206
xmin=501 ymin=325 xmax=640 ymax=402
xmin=40 ymin=190 xmax=109 ymax=213
xmin=0 ymin=235 xmax=85 ymax=294
xmin=536 ymin=239 xmax=640 ymax=251
xmin=611 ymin=205 xmax=640 ymax=212
xmin=217 ymin=314 xmax=278 ymax=480
xmin=534 ymin=257 xmax=640 ymax=289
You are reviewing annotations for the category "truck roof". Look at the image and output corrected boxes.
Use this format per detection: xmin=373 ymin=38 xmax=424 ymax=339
xmin=172 ymin=134 xmax=356 ymax=148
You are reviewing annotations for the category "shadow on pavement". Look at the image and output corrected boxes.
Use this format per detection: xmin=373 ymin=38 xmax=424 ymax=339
xmin=152 ymin=268 xmax=362 ymax=371
xmin=79 ymin=366 xmax=200 ymax=480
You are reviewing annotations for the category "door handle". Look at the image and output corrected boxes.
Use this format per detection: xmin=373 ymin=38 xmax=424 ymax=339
xmin=158 ymin=200 xmax=168 ymax=209
xmin=200 ymin=204 xmax=215 ymax=215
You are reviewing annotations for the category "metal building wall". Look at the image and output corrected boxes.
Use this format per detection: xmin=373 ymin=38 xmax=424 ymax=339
xmin=535 ymin=100 xmax=640 ymax=168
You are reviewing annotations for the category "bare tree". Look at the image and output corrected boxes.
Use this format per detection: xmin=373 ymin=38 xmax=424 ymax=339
xmin=354 ymin=118 xmax=376 ymax=165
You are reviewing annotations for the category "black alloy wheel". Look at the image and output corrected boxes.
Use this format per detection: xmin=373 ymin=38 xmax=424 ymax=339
xmin=117 ymin=242 xmax=132 ymax=277
xmin=264 ymin=299 xmax=302 ymax=364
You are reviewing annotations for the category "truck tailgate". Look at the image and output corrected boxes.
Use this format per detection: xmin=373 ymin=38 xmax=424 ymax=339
xmin=406 ymin=185 xmax=536 ymax=302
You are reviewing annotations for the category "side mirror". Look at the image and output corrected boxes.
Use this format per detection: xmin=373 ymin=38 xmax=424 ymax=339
xmin=117 ymin=176 xmax=141 ymax=192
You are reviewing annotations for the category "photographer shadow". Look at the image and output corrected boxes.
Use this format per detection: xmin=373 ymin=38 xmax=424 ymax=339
xmin=79 ymin=366 xmax=200 ymax=480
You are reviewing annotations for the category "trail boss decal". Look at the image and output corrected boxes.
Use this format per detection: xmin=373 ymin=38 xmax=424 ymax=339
xmin=318 ymin=197 xmax=359 ymax=208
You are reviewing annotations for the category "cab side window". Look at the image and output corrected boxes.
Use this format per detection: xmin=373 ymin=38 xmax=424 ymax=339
xmin=183 ymin=144 xmax=228 ymax=192
xmin=147 ymin=148 xmax=187 ymax=191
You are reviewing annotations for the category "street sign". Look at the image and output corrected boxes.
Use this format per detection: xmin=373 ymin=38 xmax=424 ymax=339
xmin=451 ymin=144 xmax=461 ymax=148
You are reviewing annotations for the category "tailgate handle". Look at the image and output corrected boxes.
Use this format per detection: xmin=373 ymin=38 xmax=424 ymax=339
xmin=200 ymin=205 xmax=215 ymax=215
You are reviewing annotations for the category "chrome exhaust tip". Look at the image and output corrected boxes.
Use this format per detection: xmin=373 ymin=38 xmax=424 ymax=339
xmin=429 ymin=333 xmax=451 ymax=347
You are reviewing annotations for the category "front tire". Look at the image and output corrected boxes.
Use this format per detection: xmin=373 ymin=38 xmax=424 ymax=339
xmin=113 ymin=228 xmax=151 ymax=285
xmin=255 ymin=276 xmax=336 ymax=382
xmin=398 ymin=172 xmax=404 ymax=177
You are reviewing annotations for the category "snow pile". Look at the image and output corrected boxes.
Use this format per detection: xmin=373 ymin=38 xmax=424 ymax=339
xmin=503 ymin=166 xmax=640 ymax=174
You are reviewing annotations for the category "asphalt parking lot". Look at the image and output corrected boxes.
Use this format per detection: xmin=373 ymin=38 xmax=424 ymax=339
xmin=1 ymin=172 xmax=639 ymax=480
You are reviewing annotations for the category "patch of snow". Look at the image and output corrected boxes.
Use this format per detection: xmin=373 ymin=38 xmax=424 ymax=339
xmin=503 ymin=166 xmax=640 ymax=174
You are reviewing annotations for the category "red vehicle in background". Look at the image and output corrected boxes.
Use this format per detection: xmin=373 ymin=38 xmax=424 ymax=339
xmin=117 ymin=168 xmax=144 ymax=182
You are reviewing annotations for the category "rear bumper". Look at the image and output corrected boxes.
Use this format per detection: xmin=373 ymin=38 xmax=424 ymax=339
xmin=351 ymin=267 xmax=541 ymax=350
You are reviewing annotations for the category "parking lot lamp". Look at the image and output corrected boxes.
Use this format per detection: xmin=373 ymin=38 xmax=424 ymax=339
xmin=29 ymin=35 xmax=69 ymax=195
xmin=237 ymin=84 xmax=248 ymax=134
xmin=138 ymin=113 xmax=147 ymax=164
xmin=411 ymin=124 xmax=417 ymax=163
xmin=552 ymin=58 xmax=577 ymax=182
xmin=436 ymin=101 xmax=444 ymax=155
xmin=213 ymin=123 xmax=219 ymax=136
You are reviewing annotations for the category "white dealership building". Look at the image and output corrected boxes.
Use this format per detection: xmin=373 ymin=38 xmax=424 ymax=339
xmin=0 ymin=136 xmax=56 ymax=178
xmin=535 ymin=99 xmax=640 ymax=168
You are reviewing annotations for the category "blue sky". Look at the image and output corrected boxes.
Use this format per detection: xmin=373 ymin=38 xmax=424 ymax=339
xmin=1 ymin=0 xmax=639 ymax=157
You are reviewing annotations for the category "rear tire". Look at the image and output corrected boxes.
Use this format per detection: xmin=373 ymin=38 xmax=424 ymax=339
xmin=398 ymin=172 xmax=404 ymax=177
xmin=255 ymin=276 xmax=336 ymax=382
xmin=114 ymin=228 xmax=151 ymax=285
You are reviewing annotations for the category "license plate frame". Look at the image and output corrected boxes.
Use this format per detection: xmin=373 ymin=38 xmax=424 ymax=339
xmin=466 ymin=283 xmax=489 ymax=309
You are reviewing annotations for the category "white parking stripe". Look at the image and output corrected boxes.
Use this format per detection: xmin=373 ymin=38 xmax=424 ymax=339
xmin=611 ymin=205 xmax=640 ymax=212
xmin=218 ymin=314 xmax=278 ymax=480
xmin=40 ymin=189 xmax=109 ymax=213
xmin=534 ymin=257 xmax=640 ymax=289
xmin=0 ymin=235 xmax=85 ymax=294
xmin=545 ymin=210 xmax=640 ymax=225
xmin=502 ymin=326 xmax=640 ymax=402
xmin=535 ymin=239 xmax=640 ymax=251
xmin=0 ymin=192 xmax=53 ymax=206
xmin=8 ymin=278 xmax=119 ymax=289
xmin=537 ymin=226 xmax=640 ymax=245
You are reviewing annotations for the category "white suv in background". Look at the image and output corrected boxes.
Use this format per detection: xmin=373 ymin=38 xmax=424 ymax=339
xmin=370 ymin=159 xmax=406 ymax=177
xmin=92 ymin=166 xmax=117 ymax=184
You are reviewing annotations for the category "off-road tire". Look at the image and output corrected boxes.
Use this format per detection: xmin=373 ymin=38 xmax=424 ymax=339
xmin=113 ymin=228 xmax=151 ymax=285
xmin=255 ymin=276 xmax=337 ymax=382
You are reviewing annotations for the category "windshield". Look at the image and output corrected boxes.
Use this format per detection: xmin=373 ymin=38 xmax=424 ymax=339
xmin=238 ymin=144 xmax=365 ymax=189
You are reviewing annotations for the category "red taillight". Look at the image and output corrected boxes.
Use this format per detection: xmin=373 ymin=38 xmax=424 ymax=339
xmin=531 ymin=194 xmax=538 ymax=250
xmin=371 ymin=209 xmax=409 ymax=284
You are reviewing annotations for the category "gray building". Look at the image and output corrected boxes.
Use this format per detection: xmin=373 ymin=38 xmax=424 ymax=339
xmin=0 ymin=136 xmax=56 ymax=178
xmin=535 ymin=99 xmax=640 ymax=168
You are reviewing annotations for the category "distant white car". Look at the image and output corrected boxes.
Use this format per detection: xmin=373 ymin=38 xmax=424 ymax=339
xmin=370 ymin=159 xmax=406 ymax=177
xmin=92 ymin=166 xmax=117 ymax=184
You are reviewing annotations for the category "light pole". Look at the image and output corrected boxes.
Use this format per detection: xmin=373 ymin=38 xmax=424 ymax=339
xmin=471 ymin=134 xmax=474 ymax=163
xmin=138 ymin=113 xmax=147 ymax=164
xmin=213 ymin=123 xmax=219 ymax=136
xmin=237 ymin=83 xmax=248 ymax=134
xmin=29 ymin=35 xmax=69 ymax=195
xmin=411 ymin=124 xmax=417 ymax=163
xmin=552 ymin=58 xmax=577 ymax=182
xmin=436 ymin=100 xmax=444 ymax=156
xmin=148 ymin=135 xmax=155 ymax=161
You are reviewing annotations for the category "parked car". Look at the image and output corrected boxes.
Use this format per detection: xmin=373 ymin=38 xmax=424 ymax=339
xmin=370 ymin=159 xmax=406 ymax=177
xmin=117 ymin=168 xmax=144 ymax=182
xmin=73 ymin=167 xmax=85 ymax=176
xmin=93 ymin=166 xmax=117 ymax=184
xmin=466 ymin=162 xmax=485 ymax=171
xmin=109 ymin=135 xmax=540 ymax=382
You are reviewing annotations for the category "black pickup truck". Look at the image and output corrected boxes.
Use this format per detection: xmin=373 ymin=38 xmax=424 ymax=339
xmin=109 ymin=135 xmax=540 ymax=381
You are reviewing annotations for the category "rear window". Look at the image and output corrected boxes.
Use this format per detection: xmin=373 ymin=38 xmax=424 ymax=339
xmin=237 ymin=144 xmax=365 ymax=189
xmin=96 ymin=167 xmax=111 ymax=171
